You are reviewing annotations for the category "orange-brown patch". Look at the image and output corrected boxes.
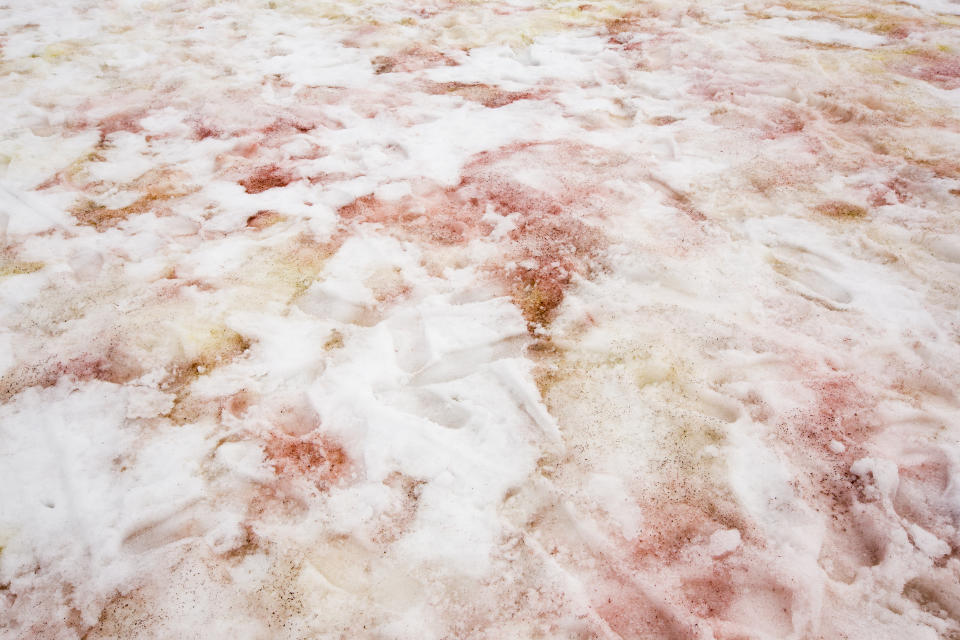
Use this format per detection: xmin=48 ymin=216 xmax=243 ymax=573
xmin=650 ymin=115 xmax=680 ymax=126
xmin=815 ymin=201 xmax=867 ymax=219
xmin=71 ymin=168 xmax=197 ymax=230
xmin=246 ymin=210 xmax=285 ymax=230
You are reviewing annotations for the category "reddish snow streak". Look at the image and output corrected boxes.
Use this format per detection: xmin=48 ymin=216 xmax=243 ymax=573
xmin=239 ymin=165 xmax=295 ymax=194
xmin=336 ymin=142 xmax=610 ymax=328
xmin=0 ymin=347 xmax=142 ymax=401
xmin=337 ymin=190 xmax=490 ymax=245
xmin=263 ymin=432 xmax=350 ymax=490
xmin=190 ymin=119 xmax=223 ymax=140
xmin=904 ymin=51 xmax=960 ymax=89
xmin=98 ymin=110 xmax=144 ymax=139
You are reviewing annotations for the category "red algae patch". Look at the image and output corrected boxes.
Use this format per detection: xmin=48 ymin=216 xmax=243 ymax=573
xmin=901 ymin=50 xmax=960 ymax=90
xmin=239 ymin=165 xmax=295 ymax=194
xmin=650 ymin=115 xmax=680 ymax=126
xmin=189 ymin=119 xmax=223 ymax=140
xmin=506 ymin=214 xmax=604 ymax=327
xmin=594 ymin=585 xmax=695 ymax=640
xmin=424 ymin=82 xmax=545 ymax=108
xmin=337 ymin=188 xmax=491 ymax=246
xmin=893 ymin=448 xmax=957 ymax=547
xmin=369 ymin=472 xmax=424 ymax=545
xmin=10 ymin=2 xmax=960 ymax=638
xmin=96 ymin=108 xmax=146 ymax=142
xmin=0 ymin=349 xmax=143 ymax=402
xmin=762 ymin=105 xmax=807 ymax=139
xmin=263 ymin=432 xmax=350 ymax=490
xmin=797 ymin=375 xmax=873 ymax=449
xmin=458 ymin=142 xmax=614 ymax=327
xmin=336 ymin=142 xmax=613 ymax=328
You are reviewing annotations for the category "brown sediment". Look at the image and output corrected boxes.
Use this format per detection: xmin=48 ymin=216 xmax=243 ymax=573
xmin=36 ymin=149 xmax=108 ymax=192
xmin=81 ymin=587 xmax=151 ymax=640
xmin=0 ymin=260 xmax=44 ymax=277
xmin=62 ymin=193 xmax=141 ymax=231
xmin=246 ymin=210 xmax=285 ymax=230
xmin=163 ymin=326 xmax=251 ymax=385
xmin=276 ymin=231 xmax=343 ymax=297
xmin=902 ymin=576 xmax=960 ymax=625
xmin=815 ymin=201 xmax=867 ymax=219
xmin=650 ymin=115 xmax=680 ymax=126
xmin=323 ymin=329 xmax=345 ymax=351
xmin=72 ymin=199 xmax=144 ymax=230
xmin=762 ymin=105 xmax=806 ymax=139
xmin=463 ymin=142 xmax=615 ymax=327
xmin=162 ymin=328 xmax=252 ymax=425
xmin=605 ymin=8 xmax=661 ymax=37
xmin=513 ymin=275 xmax=566 ymax=328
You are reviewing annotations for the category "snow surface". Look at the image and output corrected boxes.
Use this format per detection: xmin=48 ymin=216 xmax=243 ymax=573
xmin=1 ymin=0 xmax=960 ymax=638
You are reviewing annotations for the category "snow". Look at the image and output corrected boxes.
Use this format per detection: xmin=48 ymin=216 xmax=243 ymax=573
xmin=2 ymin=0 xmax=960 ymax=638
